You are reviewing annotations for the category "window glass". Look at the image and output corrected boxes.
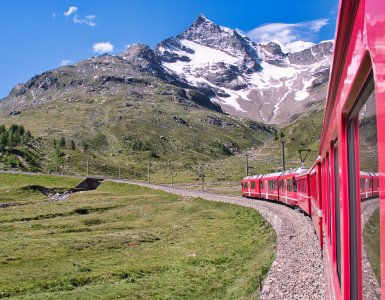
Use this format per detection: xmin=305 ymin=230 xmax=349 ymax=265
xmin=359 ymin=89 xmax=380 ymax=299
xmin=251 ymin=181 xmax=256 ymax=189
xmin=348 ymin=79 xmax=380 ymax=299
xmin=334 ymin=145 xmax=341 ymax=284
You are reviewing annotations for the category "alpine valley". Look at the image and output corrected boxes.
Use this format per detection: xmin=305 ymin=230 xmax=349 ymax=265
xmin=0 ymin=15 xmax=331 ymax=179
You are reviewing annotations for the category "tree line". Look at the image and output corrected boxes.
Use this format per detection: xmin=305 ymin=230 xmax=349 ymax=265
xmin=0 ymin=124 xmax=32 ymax=151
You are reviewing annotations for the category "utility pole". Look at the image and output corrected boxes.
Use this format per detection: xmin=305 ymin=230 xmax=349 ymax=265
xmin=281 ymin=140 xmax=285 ymax=172
xmin=298 ymin=149 xmax=311 ymax=167
xmin=147 ymin=162 xmax=151 ymax=183
xmin=245 ymin=153 xmax=249 ymax=176
xmin=275 ymin=131 xmax=286 ymax=172
xmin=197 ymin=164 xmax=205 ymax=192
xmin=118 ymin=162 xmax=121 ymax=179
xmin=168 ymin=161 xmax=174 ymax=187
xmin=86 ymin=159 xmax=89 ymax=177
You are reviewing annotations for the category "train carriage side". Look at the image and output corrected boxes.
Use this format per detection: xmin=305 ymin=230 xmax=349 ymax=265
xmin=241 ymin=175 xmax=261 ymax=198
xmin=296 ymin=171 xmax=311 ymax=215
xmin=308 ymin=162 xmax=323 ymax=249
xmin=318 ymin=0 xmax=385 ymax=297
xmin=261 ymin=172 xmax=282 ymax=201
xmin=278 ymin=168 xmax=307 ymax=206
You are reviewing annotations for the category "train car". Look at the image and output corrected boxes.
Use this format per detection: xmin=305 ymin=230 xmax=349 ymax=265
xmin=241 ymin=175 xmax=262 ymax=198
xmin=372 ymin=173 xmax=379 ymax=198
xmin=278 ymin=168 xmax=307 ymax=206
xmin=296 ymin=170 xmax=311 ymax=215
xmin=359 ymin=171 xmax=374 ymax=200
xmin=318 ymin=0 xmax=384 ymax=297
xmin=259 ymin=172 xmax=282 ymax=201
xmin=308 ymin=162 xmax=323 ymax=249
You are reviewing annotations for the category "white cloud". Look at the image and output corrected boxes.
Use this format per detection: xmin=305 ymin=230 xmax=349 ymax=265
xmin=73 ymin=15 xmax=96 ymax=27
xmin=246 ymin=19 xmax=329 ymax=44
xmin=92 ymin=42 xmax=114 ymax=53
xmin=64 ymin=6 xmax=78 ymax=17
xmin=60 ymin=60 xmax=73 ymax=66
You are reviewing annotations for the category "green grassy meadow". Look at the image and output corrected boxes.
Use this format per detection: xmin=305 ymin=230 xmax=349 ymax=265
xmin=364 ymin=207 xmax=381 ymax=283
xmin=0 ymin=173 xmax=276 ymax=299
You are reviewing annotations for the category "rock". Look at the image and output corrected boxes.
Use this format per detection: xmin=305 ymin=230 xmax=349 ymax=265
xmin=173 ymin=116 xmax=188 ymax=126
xmin=9 ymin=110 xmax=21 ymax=116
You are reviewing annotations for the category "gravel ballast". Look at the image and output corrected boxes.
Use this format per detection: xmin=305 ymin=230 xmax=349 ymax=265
xmin=110 ymin=179 xmax=326 ymax=299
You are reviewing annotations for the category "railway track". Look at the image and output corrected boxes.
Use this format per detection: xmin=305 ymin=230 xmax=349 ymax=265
xmin=110 ymin=179 xmax=326 ymax=299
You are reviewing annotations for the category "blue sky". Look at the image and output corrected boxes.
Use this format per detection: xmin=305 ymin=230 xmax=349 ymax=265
xmin=0 ymin=0 xmax=338 ymax=99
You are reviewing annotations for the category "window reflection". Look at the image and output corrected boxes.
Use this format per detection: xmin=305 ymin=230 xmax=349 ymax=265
xmin=358 ymin=89 xmax=380 ymax=299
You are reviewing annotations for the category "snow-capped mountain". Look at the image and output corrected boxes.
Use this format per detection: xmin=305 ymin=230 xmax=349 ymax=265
xmin=155 ymin=14 xmax=333 ymax=124
xmin=1 ymin=14 xmax=333 ymax=126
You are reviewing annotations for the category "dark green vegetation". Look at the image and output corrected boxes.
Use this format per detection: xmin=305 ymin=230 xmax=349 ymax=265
xmin=0 ymin=173 xmax=276 ymax=299
xmin=0 ymin=124 xmax=40 ymax=171
xmin=363 ymin=207 xmax=381 ymax=282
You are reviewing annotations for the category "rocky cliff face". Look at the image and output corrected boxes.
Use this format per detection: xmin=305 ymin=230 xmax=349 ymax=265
xmin=156 ymin=14 xmax=333 ymax=124
xmin=1 ymin=14 xmax=333 ymax=125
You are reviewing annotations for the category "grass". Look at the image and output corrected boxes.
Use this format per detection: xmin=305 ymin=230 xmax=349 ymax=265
xmin=0 ymin=173 xmax=276 ymax=299
xmin=0 ymin=173 xmax=80 ymax=204
xmin=363 ymin=207 xmax=381 ymax=283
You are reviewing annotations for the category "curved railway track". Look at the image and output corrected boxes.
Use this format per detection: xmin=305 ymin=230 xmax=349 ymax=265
xmin=110 ymin=179 xmax=326 ymax=299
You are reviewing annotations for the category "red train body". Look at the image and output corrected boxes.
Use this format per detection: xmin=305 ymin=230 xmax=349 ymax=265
xmin=242 ymin=0 xmax=384 ymax=297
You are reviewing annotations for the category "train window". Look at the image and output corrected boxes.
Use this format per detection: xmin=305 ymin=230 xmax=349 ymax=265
xmin=243 ymin=182 xmax=248 ymax=189
xmin=287 ymin=179 xmax=292 ymax=191
xmin=348 ymin=75 xmax=380 ymax=299
xmin=360 ymin=178 xmax=366 ymax=189
xmin=327 ymin=153 xmax=332 ymax=245
xmin=260 ymin=181 xmax=264 ymax=189
xmin=293 ymin=178 xmax=297 ymax=192
xmin=279 ymin=180 xmax=284 ymax=190
xmin=251 ymin=181 xmax=256 ymax=189
xmin=269 ymin=180 xmax=276 ymax=190
xmin=333 ymin=144 xmax=341 ymax=285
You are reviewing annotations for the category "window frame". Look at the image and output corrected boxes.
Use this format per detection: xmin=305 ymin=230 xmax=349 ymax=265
xmin=347 ymin=74 xmax=376 ymax=300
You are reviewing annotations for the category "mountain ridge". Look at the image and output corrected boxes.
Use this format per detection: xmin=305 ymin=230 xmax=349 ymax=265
xmin=1 ymin=14 xmax=333 ymax=125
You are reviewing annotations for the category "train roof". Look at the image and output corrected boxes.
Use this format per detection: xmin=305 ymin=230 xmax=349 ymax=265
xmin=242 ymin=174 xmax=263 ymax=180
xmin=260 ymin=167 xmax=309 ymax=179
xmin=360 ymin=171 xmax=379 ymax=176
xmin=242 ymin=167 xmax=309 ymax=181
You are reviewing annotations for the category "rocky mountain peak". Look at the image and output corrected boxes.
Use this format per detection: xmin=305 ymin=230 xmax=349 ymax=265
xmin=157 ymin=16 xmax=334 ymax=124
xmin=122 ymin=44 xmax=158 ymax=64
xmin=180 ymin=14 xmax=223 ymax=41
xmin=260 ymin=42 xmax=285 ymax=57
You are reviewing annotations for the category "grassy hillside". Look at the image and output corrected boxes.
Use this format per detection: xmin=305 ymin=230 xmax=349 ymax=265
xmin=0 ymin=173 xmax=276 ymax=299
xmin=196 ymin=106 xmax=325 ymax=181
xmin=0 ymin=53 xmax=328 ymax=183
xmin=0 ymin=67 xmax=276 ymax=181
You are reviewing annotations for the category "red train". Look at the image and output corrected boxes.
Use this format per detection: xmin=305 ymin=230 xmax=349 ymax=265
xmin=242 ymin=0 xmax=384 ymax=298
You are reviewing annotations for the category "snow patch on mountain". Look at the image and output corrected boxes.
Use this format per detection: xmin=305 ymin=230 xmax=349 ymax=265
xmin=283 ymin=41 xmax=315 ymax=53
xmin=155 ymin=15 xmax=334 ymax=124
